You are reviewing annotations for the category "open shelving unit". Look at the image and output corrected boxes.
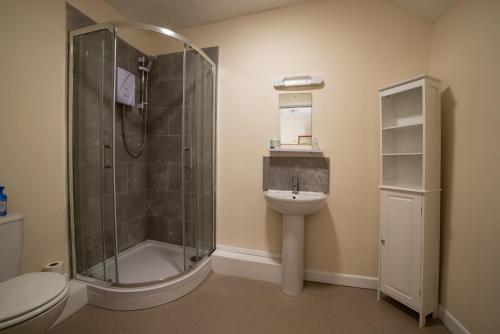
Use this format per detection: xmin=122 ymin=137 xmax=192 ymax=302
xmin=380 ymin=84 xmax=425 ymax=191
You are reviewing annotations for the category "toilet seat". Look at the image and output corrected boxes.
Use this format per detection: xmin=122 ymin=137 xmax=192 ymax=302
xmin=0 ymin=272 xmax=69 ymax=330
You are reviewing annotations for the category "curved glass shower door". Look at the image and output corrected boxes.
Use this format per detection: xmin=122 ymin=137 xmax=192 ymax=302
xmin=70 ymin=22 xmax=216 ymax=287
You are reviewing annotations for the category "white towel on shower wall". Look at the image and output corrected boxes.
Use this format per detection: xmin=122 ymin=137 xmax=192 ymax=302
xmin=116 ymin=67 xmax=136 ymax=107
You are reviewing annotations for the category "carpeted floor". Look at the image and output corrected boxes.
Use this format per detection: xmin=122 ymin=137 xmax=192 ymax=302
xmin=50 ymin=273 xmax=450 ymax=334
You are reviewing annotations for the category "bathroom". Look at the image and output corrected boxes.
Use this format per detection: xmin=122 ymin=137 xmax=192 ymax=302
xmin=0 ymin=0 xmax=498 ymax=333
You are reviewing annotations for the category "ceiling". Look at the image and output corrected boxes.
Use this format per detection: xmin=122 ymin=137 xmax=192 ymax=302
xmin=105 ymin=0 xmax=457 ymax=30
xmin=390 ymin=0 xmax=457 ymax=22
xmin=105 ymin=0 xmax=311 ymax=29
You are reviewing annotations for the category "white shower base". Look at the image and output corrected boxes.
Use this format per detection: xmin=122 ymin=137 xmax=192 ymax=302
xmin=82 ymin=240 xmax=212 ymax=310
xmin=87 ymin=240 xmax=196 ymax=284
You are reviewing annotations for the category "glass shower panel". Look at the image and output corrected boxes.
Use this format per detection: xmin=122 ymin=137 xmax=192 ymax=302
xmin=194 ymin=54 xmax=215 ymax=261
xmin=71 ymin=29 xmax=116 ymax=282
xmin=183 ymin=49 xmax=215 ymax=268
xmin=113 ymin=27 xmax=188 ymax=284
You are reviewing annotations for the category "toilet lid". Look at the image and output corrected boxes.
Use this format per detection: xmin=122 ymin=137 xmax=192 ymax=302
xmin=0 ymin=272 xmax=68 ymax=323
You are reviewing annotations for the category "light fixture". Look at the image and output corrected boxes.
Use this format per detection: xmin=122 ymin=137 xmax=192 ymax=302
xmin=273 ymin=75 xmax=323 ymax=88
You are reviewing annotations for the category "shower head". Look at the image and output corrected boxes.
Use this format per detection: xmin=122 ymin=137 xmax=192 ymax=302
xmin=146 ymin=55 xmax=156 ymax=71
xmin=138 ymin=55 xmax=157 ymax=73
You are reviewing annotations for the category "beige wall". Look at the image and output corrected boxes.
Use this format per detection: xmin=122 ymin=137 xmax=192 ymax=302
xmin=175 ymin=0 xmax=432 ymax=276
xmin=428 ymin=1 xmax=500 ymax=333
xmin=0 ymin=0 xmax=68 ymax=274
xmin=0 ymin=0 xmax=132 ymax=274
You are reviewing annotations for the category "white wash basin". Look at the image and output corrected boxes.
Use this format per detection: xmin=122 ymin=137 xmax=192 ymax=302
xmin=263 ymin=190 xmax=327 ymax=216
xmin=263 ymin=189 xmax=328 ymax=297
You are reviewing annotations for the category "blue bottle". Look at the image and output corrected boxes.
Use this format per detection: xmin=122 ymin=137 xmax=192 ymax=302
xmin=0 ymin=187 xmax=7 ymax=216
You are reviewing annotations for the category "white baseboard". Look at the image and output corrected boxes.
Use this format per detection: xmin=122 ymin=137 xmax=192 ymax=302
xmin=438 ymin=305 xmax=471 ymax=334
xmin=212 ymin=245 xmax=378 ymax=290
xmin=52 ymin=279 xmax=88 ymax=326
xmin=304 ymin=269 xmax=378 ymax=290
xmin=216 ymin=244 xmax=281 ymax=259
xmin=212 ymin=249 xmax=282 ymax=283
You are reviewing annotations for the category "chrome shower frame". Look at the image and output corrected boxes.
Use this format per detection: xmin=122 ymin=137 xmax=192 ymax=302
xmin=68 ymin=21 xmax=217 ymax=288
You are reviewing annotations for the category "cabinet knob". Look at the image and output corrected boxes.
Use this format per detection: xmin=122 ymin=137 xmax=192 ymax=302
xmin=381 ymin=239 xmax=385 ymax=245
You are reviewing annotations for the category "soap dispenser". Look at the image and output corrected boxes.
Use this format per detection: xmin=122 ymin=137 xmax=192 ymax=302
xmin=0 ymin=186 xmax=6 ymax=216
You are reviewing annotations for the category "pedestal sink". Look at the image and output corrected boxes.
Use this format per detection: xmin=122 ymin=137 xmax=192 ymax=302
xmin=264 ymin=190 xmax=327 ymax=296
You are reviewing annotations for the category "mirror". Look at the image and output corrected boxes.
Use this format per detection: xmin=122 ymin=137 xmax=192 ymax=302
xmin=279 ymin=93 xmax=312 ymax=145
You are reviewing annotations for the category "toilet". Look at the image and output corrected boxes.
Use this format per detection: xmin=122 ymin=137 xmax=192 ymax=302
xmin=0 ymin=213 xmax=69 ymax=333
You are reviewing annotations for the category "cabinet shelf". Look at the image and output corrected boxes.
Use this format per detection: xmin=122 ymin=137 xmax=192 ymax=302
xmin=379 ymin=184 xmax=423 ymax=192
xmin=382 ymin=154 xmax=422 ymax=188
xmin=382 ymin=152 xmax=422 ymax=156
xmin=379 ymin=185 xmax=440 ymax=193
xmin=382 ymin=123 xmax=422 ymax=131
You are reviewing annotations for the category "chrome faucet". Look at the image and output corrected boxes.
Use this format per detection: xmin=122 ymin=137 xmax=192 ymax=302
xmin=292 ymin=176 xmax=299 ymax=194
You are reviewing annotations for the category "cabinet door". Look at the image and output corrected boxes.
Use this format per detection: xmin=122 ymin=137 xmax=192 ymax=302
xmin=380 ymin=190 xmax=422 ymax=310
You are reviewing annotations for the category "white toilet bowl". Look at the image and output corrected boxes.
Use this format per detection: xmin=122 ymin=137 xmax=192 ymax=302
xmin=0 ymin=272 xmax=69 ymax=333
xmin=0 ymin=214 xmax=69 ymax=333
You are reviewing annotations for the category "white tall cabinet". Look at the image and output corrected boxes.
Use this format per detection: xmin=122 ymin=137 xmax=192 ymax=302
xmin=377 ymin=75 xmax=441 ymax=327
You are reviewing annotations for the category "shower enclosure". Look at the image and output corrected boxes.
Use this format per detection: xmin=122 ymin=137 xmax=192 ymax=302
xmin=68 ymin=21 xmax=216 ymax=296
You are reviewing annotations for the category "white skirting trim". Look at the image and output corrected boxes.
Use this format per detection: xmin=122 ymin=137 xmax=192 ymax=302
xmin=438 ymin=305 xmax=471 ymax=334
xmin=212 ymin=245 xmax=378 ymax=290
xmin=304 ymin=269 xmax=378 ymax=290
xmin=216 ymin=243 xmax=282 ymax=258
xmin=212 ymin=249 xmax=282 ymax=283
xmin=52 ymin=280 xmax=88 ymax=327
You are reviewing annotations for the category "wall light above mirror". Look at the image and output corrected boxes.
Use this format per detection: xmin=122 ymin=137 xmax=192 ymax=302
xmin=273 ymin=75 xmax=323 ymax=89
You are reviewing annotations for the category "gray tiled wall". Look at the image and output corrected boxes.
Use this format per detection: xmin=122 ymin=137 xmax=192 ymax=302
xmin=263 ymin=157 xmax=330 ymax=193
xmin=146 ymin=50 xmax=184 ymax=245
xmin=66 ymin=4 xmax=95 ymax=30
xmin=114 ymin=38 xmax=149 ymax=252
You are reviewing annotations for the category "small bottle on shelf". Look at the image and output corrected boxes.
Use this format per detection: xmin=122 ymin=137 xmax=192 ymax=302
xmin=269 ymin=139 xmax=276 ymax=149
xmin=269 ymin=139 xmax=281 ymax=149
xmin=0 ymin=186 xmax=7 ymax=216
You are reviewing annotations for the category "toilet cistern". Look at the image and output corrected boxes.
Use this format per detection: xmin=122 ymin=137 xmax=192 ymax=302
xmin=263 ymin=190 xmax=327 ymax=296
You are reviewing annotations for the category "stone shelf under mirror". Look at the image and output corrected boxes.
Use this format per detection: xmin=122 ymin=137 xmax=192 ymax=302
xmin=269 ymin=146 xmax=322 ymax=154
